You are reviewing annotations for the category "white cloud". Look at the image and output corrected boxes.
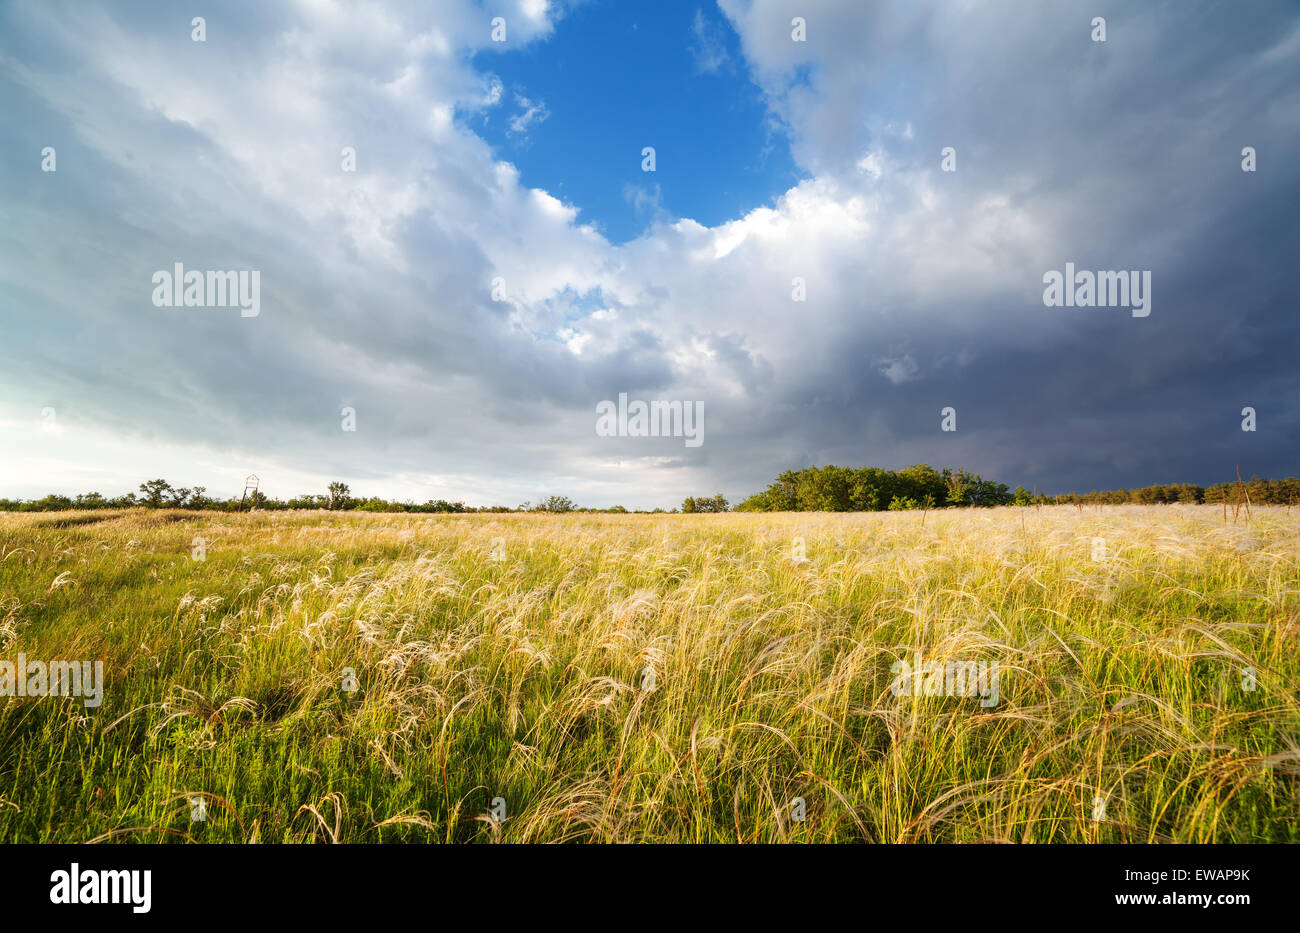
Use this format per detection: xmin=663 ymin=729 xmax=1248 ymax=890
xmin=2 ymin=0 xmax=1297 ymax=506
xmin=689 ymin=9 xmax=731 ymax=74
xmin=877 ymin=354 xmax=919 ymax=385
xmin=508 ymin=94 xmax=550 ymax=136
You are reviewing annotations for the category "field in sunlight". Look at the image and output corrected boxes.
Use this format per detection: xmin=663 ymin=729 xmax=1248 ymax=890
xmin=0 ymin=505 xmax=1296 ymax=842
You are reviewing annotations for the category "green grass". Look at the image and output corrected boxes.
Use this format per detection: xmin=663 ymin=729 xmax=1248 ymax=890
xmin=0 ymin=505 xmax=1296 ymax=842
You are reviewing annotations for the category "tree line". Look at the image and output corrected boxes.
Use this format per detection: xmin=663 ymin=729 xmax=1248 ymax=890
xmin=1052 ymin=477 xmax=1300 ymax=507
xmin=732 ymin=465 xmax=1300 ymax=511
xmin=734 ymin=465 xmax=1012 ymax=511
xmin=0 ymin=480 xmax=659 ymax=514
xmin=3 ymin=470 xmax=1296 ymax=515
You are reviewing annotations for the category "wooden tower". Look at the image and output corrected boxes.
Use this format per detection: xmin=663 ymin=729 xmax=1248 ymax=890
xmin=238 ymin=474 xmax=260 ymax=511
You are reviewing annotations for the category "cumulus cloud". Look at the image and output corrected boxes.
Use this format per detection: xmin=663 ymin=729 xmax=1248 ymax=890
xmin=1 ymin=0 xmax=1298 ymax=506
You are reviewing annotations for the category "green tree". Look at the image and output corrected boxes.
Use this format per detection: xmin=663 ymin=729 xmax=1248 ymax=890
xmin=943 ymin=468 xmax=972 ymax=506
xmin=540 ymin=495 xmax=575 ymax=513
xmin=683 ymin=494 xmax=729 ymax=513
xmin=138 ymin=479 xmax=172 ymax=508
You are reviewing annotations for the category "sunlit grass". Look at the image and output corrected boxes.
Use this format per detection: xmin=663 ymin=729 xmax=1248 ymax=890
xmin=0 ymin=505 xmax=1296 ymax=842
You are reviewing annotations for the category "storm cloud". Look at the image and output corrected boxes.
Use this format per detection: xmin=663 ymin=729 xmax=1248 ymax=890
xmin=1 ymin=0 xmax=1296 ymax=506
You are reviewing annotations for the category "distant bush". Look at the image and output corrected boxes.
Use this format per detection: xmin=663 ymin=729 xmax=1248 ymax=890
xmin=681 ymin=494 xmax=729 ymax=513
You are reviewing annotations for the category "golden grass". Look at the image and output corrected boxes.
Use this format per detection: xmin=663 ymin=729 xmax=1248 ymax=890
xmin=0 ymin=504 xmax=1296 ymax=842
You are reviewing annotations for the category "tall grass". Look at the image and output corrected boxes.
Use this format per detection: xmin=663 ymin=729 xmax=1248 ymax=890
xmin=0 ymin=505 xmax=1296 ymax=842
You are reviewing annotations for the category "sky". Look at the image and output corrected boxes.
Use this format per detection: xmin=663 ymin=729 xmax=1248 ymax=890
xmin=1 ymin=0 xmax=1297 ymax=509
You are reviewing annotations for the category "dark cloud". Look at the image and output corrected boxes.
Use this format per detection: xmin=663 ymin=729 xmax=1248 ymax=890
xmin=1 ymin=0 xmax=1296 ymax=505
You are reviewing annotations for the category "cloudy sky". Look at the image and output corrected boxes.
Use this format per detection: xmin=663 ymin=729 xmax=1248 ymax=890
xmin=2 ymin=0 xmax=1297 ymax=508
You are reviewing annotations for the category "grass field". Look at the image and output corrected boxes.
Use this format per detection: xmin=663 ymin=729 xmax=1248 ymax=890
xmin=0 ymin=505 xmax=1296 ymax=843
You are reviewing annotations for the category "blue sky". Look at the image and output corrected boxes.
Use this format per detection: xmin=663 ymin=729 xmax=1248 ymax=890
xmin=471 ymin=0 xmax=801 ymax=243
xmin=1 ymin=0 xmax=1298 ymax=508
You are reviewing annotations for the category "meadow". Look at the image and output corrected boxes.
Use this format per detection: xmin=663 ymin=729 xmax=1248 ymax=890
xmin=0 ymin=505 xmax=1296 ymax=843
